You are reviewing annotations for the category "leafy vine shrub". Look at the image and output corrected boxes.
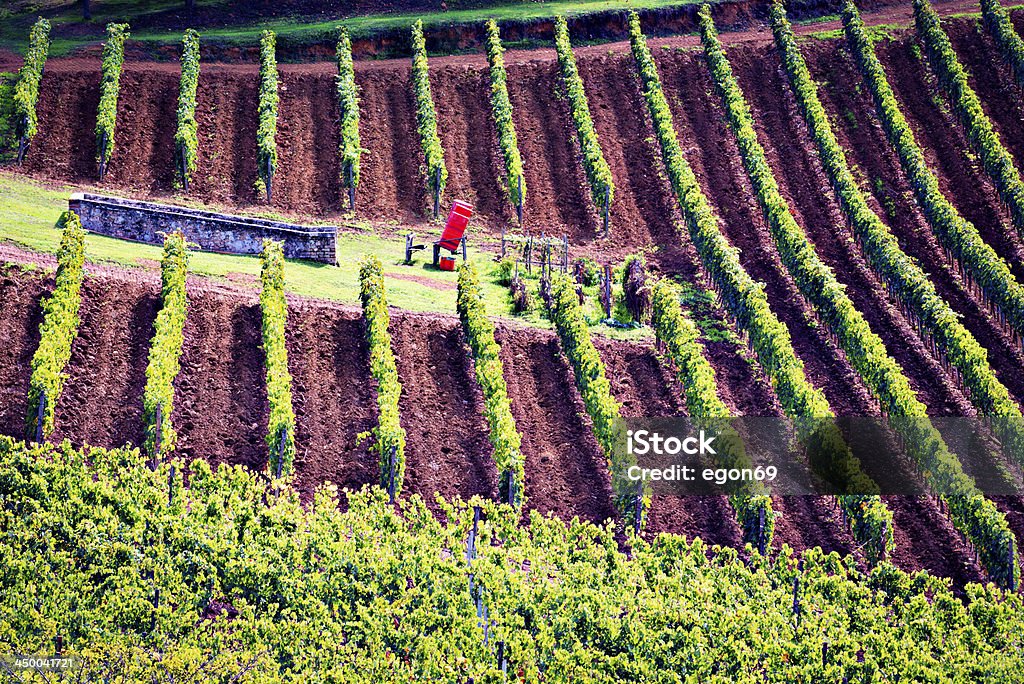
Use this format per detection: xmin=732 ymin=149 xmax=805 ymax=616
xmin=914 ymin=0 xmax=1024 ymax=239
xmin=770 ymin=0 xmax=1024 ymax=467
xmin=142 ymin=232 xmax=188 ymax=458
xmin=621 ymin=254 xmax=652 ymax=324
xmin=0 ymin=74 xmax=16 ymax=151
xmin=174 ymin=29 xmax=200 ymax=190
xmin=359 ymin=255 xmax=407 ymax=495
xmin=26 ymin=211 xmax=85 ymax=440
xmin=5 ymin=436 xmax=1024 ymax=680
xmin=256 ymin=30 xmax=279 ymax=201
xmin=629 ymin=11 xmax=892 ymax=564
xmin=457 ymin=264 xmax=525 ymax=506
xmin=336 ymin=27 xmax=361 ymax=194
xmin=554 ymin=16 xmax=614 ymax=214
xmin=410 ymin=20 xmax=448 ymax=205
xmin=259 ymin=240 xmax=296 ymax=476
xmin=12 ymin=17 xmax=50 ymax=154
xmin=549 ymin=274 xmax=644 ymax=528
xmin=650 ymin=279 xmax=775 ymax=551
xmin=842 ymin=0 xmax=1024 ymax=341
xmin=95 ymin=23 xmax=129 ymax=175
xmin=982 ymin=0 xmax=1024 ymax=90
xmin=485 ymin=20 xmax=526 ymax=211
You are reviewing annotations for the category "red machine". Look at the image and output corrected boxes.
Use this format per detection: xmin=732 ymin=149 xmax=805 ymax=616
xmin=405 ymin=201 xmax=473 ymax=267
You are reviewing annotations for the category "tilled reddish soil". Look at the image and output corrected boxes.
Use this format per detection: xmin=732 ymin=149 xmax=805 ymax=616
xmin=805 ymin=38 xmax=1024 ymax=406
xmin=22 ymin=68 xmax=100 ymax=182
xmin=354 ymin=67 xmax=426 ymax=221
xmin=506 ymin=59 xmax=600 ymax=240
xmin=0 ymin=265 xmax=47 ymax=440
xmin=729 ymin=44 xmax=974 ymax=418
xmin=876 ymin=37 xmax=1024 ymax=285
xmin=174 ymin=283 xmax=269 ymax=473
xmin=431 ymin=63 xmax=510 ymax=224
xmin=883 ymin=495 xmax=986 ymax=587
xmin=284 ymin=300 xmax=379 ymax=501
xmin=391 ymin=313 xmax=498 ymax=508
xmin=50 ymin=276 xmax=159 ymax=450
xmin=274 ymin=69 xmax=344 ymax=216
xmin=496 ymin=324 xmax=617 ymax=526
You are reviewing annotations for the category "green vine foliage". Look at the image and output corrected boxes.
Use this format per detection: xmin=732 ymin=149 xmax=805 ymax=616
xmin=256 ymin=30 xmax=279 ymax=199
xmin=336 ymin=27 xmax=361 ymax=191
xmin=259 ymin=240 xmax=296 ymax=476
xmin=549 ymin=274 xmax=644 ymax=529
xmin=12 ymin=17 xmax=50 ymax=145
xmin=629 ymin=11 xmax=892 ymax=565
xmin=174 ymin=29 xmax=200 ymax=190
xmin=982 ymin=0 xmax=1024 ymax=90
xmin=410 ymin=20 xmax=448 ymax=203
xmin=554 ymin=16 xmax=614 ymax=212
xmin=770 ymin=1 xmax=1024 ymax=468
xmin=650 ymin=280 xmax=775 ymax=551
xmin=485 ymin=20 xmax=526 ymax=209
xmin=842 ymin=2 xmax=1024 ymax=342
xmin=5 ymin=436 xmax=1024 ymax=680
xmin=26 ymin=211 xmax=86 ymax=440
xmin=95 ymin=23 xmax=130 ymax=168
xmin=914 ymin=0 xmax=1024 ymax=240
xmin=359 ymin=255 xmax=407 ymax=495
xmin=457 ymin=264 xmax=525 ymax=508
xmin=703 ymin=4 xmax=1016 ymax=587
xmin=142 ymin=232 xmax=189 ymax=458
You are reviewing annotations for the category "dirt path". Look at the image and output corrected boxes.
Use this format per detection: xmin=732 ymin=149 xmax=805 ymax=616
xmin=173 ymin=283 xmax=269 ymax=473
xmin=391 ymin=314 xmax=498 ymax=508
xmin=496 ymin=324 xmax=617 ymax=526
xmin=51 ymin=275 xmax=158 ymax=450
xmin=806 ymin=38 xmax=1024 ymax=406
xmin=432 ymin=63 xmax=510 ymax=225
xmin=285 ymin=301 xmax=379 ymax=502
xmin=274 ymin=69 xmax=344 ymax=216
xmin=0 ymin=265 xmax=47 ymax=440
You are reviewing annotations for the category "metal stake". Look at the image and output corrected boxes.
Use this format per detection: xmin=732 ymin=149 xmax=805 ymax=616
xmin=347 ymin=161 xmax=355 ymax=210
xmin=603 ymin=183 xmax=610 ymax=237
xmin=516 ymin=174 xmax=523 ymax=225
xmin=34 ymin=390 xmax=46 ymax=444
xmin=433 ymin=165 xmax=441 ymax=219
xmin=388 ymin=444 xmax=398 ymax=503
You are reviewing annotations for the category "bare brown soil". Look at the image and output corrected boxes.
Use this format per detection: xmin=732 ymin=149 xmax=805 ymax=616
xmin=496 ymin=324 xmax=617 ymax=526
xmin=50 ymin=276 xmax=158 ymax=450
xmin=21 ymin=68 xmax=100 ymax=181
xmin=805 ymin=37 xmax=1024 ymax=406
xmin=0 ymin=265 xmax=47 ymax=440
xmin=391 ymin=313 xmax=498 ymax=508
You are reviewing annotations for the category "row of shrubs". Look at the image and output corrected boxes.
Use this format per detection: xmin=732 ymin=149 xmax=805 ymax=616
xmin=484 ymin=20 xmax=526 ymax=213
xmin=174 ymin=30 xmax=201 ymax=190
xmin=628 ymin=10 xmax=893 ymax=565
xmin=95 ymin=23 xmax=129 ymax=175
xmin=456 ymin=264 xmax=525 ymax=507
xmin=841 ymin=1 xmax=1024 ymax=341
xmin=336 ymin=28 xmax=362 ymax=196
xmin=259 ymin=241 xmax=296 ymax=476
xmin=650 ymin=279 xmax=776 ymax=552
xmin=359 ymin=256 xmax=408 ymax=495
xmin=256 ymin=31 xmax=279 ymax=201
xmin=13 ymin=18 xmax=50 ymax=151
xmin=26 ymin=212 xmax=86 ymax=440
xmin=914 ymin=0 xmax=1024 ymax=239
xmin=410 ymin=21 xmax=448 ymax=206
xmin=770 ymin=1 xmax=1024 ymax=467
xmin=553 ymin=17 xmax=614 ymax=217
xmin=982 ymin=0 xmax=1024 ymax=90
xmin=142 ymin=232 xmax=189 ymax=458
xmin=548 ymin=274 xmax=644 ymax=528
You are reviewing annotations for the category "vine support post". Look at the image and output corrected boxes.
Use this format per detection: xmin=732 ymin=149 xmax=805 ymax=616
xmin=17 ymin=117 xmax=30 ymax=165
xmin=179 ymin=146 xmax=189 ymax=192
xmin=758 ymin=505 xmax=766 ymax=555
xmin=632 ymin=478 xmax=643 ymax=535
xmin=526 ymin=237 xmax=533 ymax=273
xmin=506 ymin=470 xmax=516 ymax=506
xmin=500 ymin=226 xmax=506 ymax=258
xmin=603 ymin=264 xmax=612 ymax=318
xmin=98 ymin=131 xmax=108 ymax=180
xmin=562 ymin=235 xmax=568 ymax=273
xmin=603 ymin=183 xmax=610 ymax=237
xmin=33 ymin=390 xmax=46 ymax=445
xmin=346 ymin=161 xmax=356 ymax=210
xmin=387 ymin=443 xmax=398 ymax=503
xmin=516 ymin=174 xmax=523 ymax=226
xmin=153 ymin=402 xmax=163 ymax=468
xmin=168 ymin=464 xmax=175 ymax=505
xmin=1009 ymin=537 xmax=1018 ymax=590
xmin=433 ymin=165 xmax=441 ymax=219
xmin=265 ymin=158 xmax=274 ymax=203
xmin=276 ymin=424 xmax=286 ymax=479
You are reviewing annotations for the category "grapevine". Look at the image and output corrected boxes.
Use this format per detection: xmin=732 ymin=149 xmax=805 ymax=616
xmin=337 ymin=27 xmax=361 ymax=199
xmin=95 ymin=23 xmax=130 ymax=176
xmin=410 ymin=20 xmax=448 ymax=208
xmin=256 ymin=30 xmax=279 ymax=202
xmin=12 ymin=17 xmax=50 ymax=159
xmin=485 ymin=20 xmax=526 ymax=213
xmin=259 ymin=240 xmax=296 ymax=476
xmin=174 ymin=29 xmax=201 ymax=191
xmin=982 ymin=0 xmax=1024 ymax=91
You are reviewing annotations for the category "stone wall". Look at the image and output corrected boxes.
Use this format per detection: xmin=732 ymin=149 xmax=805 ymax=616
xmin=68 ymin=193 xmax=338 ymax=264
